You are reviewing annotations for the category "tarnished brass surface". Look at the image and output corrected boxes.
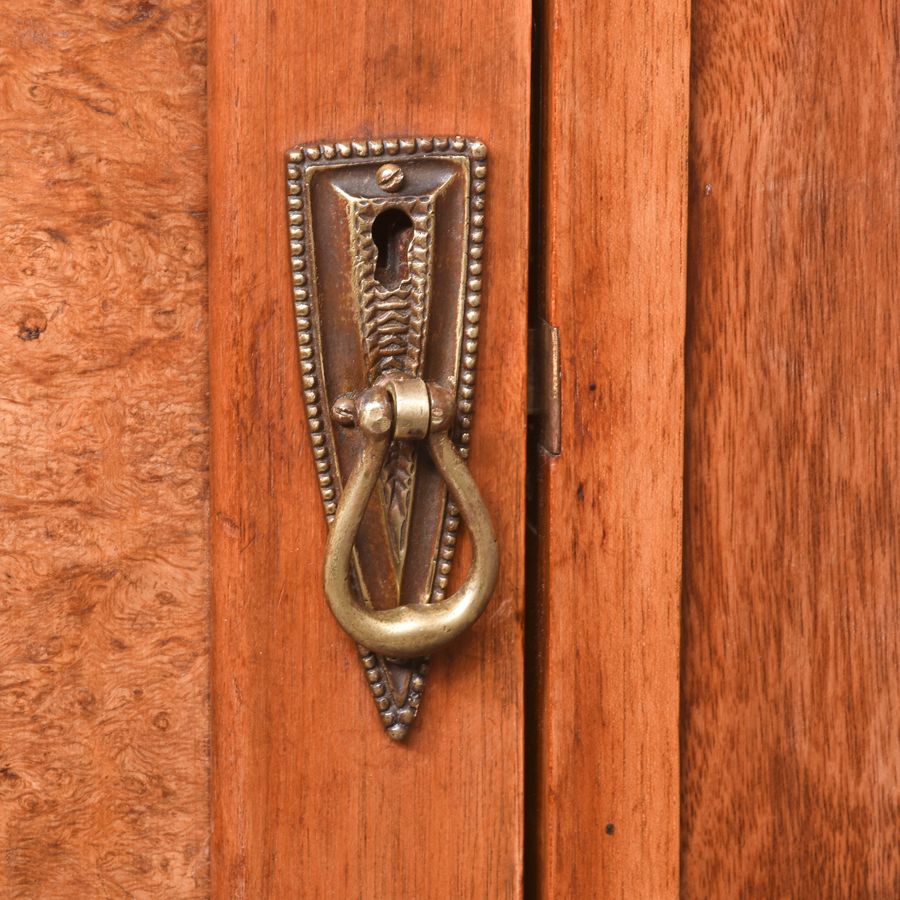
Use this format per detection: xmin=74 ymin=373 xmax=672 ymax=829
xmin=285 ymin=137 xmax=493 ymax=738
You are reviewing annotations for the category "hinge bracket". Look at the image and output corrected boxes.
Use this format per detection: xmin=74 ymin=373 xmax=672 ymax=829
xmin=528 ymin=319 xmax=561 ymax=456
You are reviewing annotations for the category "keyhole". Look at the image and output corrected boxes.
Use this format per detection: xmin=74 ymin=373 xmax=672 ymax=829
xmin=372 ymin=209 xmax=413 ymax=289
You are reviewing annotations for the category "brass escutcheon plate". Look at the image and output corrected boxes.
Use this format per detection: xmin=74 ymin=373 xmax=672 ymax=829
xmin=286 ymin=136 xmax=488 ymax=739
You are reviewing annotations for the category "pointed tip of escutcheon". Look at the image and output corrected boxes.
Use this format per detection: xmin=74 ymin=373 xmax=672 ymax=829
xmin=359 ymin=649 xmax=428 ymax=740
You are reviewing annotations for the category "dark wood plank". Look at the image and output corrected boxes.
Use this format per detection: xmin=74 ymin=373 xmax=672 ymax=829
xmin=208 ymin=2 xmax=530 ymax=897
xmin=531 ymin=0 xmax=690 ymax=896
xmin=0 ymin=1 xmax=209 ymax=895
xmin=682 ymin=1 xmax=900 ymax=895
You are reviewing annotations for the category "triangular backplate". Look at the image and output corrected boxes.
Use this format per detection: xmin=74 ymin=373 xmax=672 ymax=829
xmin=286 ymin=136 xmax=487 ymax=738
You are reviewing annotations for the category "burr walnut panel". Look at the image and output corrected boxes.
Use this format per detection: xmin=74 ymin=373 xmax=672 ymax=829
xmin=0 ymin=2 xmax=209 ymax=896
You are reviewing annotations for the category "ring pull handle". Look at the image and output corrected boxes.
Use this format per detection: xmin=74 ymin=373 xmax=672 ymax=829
xmin=323 ymin=377 xmax=499 ymax=659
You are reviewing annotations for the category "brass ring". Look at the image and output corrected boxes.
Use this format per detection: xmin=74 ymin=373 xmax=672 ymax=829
xmin=323 ymin=420 xmax=498 ymax=659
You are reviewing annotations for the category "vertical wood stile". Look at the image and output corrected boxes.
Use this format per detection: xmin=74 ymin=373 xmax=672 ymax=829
xmin=531 ymin=1 xmax=690 ymax=896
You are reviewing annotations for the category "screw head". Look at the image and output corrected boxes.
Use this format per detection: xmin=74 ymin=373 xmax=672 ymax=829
xmin=331 ymin=393 xmax=356 ymax=426
xmin=376 ymin=163 xmax=404 ymax=192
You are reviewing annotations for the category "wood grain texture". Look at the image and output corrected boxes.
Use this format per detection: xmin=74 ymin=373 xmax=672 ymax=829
xmin=208 ymin=2 xmax=529 ymax=897
xmin=0 ymin=2 xmax=209 ymax=896
xmin=682 ymin=1 xmax=900 ymax=896
xmin=531 ymin=0 xmax=689 ymax=896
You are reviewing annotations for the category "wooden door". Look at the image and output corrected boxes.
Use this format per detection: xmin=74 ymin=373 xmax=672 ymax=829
xmin=208 ymin=3 xmax=531 ymax=898
xmin=207 ymin=0 xmax=687 ymax=895
xmin=2 ymin=0 xmax=898 ymax=898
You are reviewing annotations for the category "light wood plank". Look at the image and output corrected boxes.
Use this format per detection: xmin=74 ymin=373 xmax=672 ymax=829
xmin=682 ymin=1 xmax=900 ymax=894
